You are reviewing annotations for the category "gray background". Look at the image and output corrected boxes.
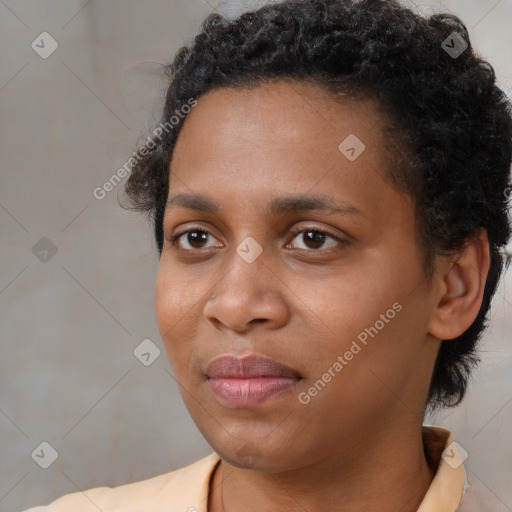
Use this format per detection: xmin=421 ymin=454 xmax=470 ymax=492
xmin=1 ymin=0 xmax=511 ymax=510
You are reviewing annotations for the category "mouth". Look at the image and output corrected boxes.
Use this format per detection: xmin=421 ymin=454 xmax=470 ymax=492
xmin=206 ymin=354 xmax=302 ymax=408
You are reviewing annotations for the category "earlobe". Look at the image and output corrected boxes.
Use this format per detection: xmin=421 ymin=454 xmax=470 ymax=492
xmin=428 ymin=229 xmax=490 ymax=341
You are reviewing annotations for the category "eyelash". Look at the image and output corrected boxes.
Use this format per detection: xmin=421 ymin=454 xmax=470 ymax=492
xmin=169 ymin=226 xmax=347 ymax=253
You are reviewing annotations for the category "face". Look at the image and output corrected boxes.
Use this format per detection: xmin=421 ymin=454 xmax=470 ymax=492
xmin=155 ymin=80 xmax=441 ymax=472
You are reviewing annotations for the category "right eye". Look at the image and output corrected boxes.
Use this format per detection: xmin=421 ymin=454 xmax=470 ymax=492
xmin=171 ymin=228 xmax=218 ymax=251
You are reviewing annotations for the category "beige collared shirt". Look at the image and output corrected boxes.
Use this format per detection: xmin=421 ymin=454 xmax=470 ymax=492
xmin=24 ymin=426 xmax=480 ymax=512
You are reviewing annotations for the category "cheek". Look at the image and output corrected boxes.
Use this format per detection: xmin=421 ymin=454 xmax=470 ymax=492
xmin=154 ymin=259 xmax=205 ymax=325
xmin=297 ymin=266 xmax=392 ymax=339
xmin=298 ymin=312 xmax=416 ymax=431
xmin=154 ymin=263 xmax=202 ymax=360
xmin=320 ymin=288 xmax=430 ymax=413
xmin=154 ymin=271 xmax=179 ymax=334
xmin=299 ymin=259 xmax=421 ymax=375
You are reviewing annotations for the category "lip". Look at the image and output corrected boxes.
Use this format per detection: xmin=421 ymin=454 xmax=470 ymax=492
xmin=206 ymin=354 xmax=302 ymax=408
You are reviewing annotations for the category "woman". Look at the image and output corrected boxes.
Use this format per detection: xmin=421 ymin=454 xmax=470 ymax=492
xmin=25 ymin=0 xmax=512 ymax=510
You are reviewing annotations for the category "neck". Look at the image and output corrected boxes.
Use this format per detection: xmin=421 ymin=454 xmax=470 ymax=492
xmin=209 ymin=422 xmax=435 ymax=512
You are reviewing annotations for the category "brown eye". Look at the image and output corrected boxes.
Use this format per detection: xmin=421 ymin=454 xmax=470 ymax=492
xmin=172 ymin=229 xmax=215 ymax=250
xmin=288 ymin=227 xmax=344 ymax=251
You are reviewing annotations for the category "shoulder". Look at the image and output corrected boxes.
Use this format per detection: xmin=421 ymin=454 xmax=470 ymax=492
xmin=23 ymin=452 xmax=220 ymax=512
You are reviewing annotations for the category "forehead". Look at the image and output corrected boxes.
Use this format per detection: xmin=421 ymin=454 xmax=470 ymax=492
xmin=168 ymin=80 xmax=397 ymax=217
xmin=172 ymin=80 xmax=386 ymax=157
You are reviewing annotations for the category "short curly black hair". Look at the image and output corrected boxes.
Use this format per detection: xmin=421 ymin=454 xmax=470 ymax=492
xmin=121 ymin=0 xmax=512 ymax=412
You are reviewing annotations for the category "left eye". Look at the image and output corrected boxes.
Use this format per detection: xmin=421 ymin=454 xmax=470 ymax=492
xmin=287 ymin=228 xmax=342 ymax=251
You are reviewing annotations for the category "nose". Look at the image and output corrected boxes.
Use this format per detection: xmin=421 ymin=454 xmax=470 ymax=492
xmin=203 ymin=248 xmax=290 ymax=334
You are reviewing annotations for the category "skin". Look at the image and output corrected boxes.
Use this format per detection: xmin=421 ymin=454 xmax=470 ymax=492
xmin=154 ymin=80 xmax=490 ymax=512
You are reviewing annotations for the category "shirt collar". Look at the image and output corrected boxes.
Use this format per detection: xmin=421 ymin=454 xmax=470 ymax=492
xmin=180 ymin=426 xmax=467 ymax=512
xmin=417 ymin=426 xmax=467 ymax=511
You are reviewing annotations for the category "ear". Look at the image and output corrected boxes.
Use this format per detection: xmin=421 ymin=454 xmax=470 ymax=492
xmin=427 ymin=229 xmax=491 ymax=340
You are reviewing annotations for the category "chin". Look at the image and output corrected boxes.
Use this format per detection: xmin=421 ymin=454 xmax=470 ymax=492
xmin=208 ymin=433 xmax=310 ymax=473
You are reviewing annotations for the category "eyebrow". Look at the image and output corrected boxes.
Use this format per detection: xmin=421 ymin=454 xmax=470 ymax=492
xmin=165 ymin=193 xmax=362 ymax=217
